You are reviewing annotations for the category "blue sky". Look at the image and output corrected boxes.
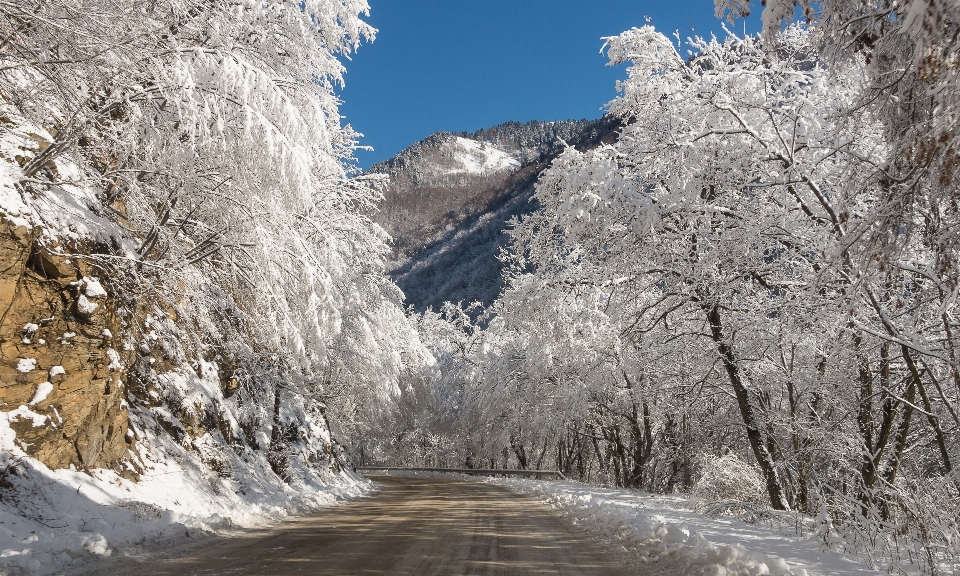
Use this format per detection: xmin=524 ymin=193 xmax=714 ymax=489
xmin=338 ymin=1 xmax=762 ymax=170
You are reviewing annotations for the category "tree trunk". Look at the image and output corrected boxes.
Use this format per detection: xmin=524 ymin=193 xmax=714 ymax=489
xmin=623 ymin=372 xmax=654 ymax=489
xmin=268 ymin=383 xmax=288 ymax=479
xmin=902 ymin=346 xmax=953 ymax=476
xmin=628 ymin=400 xmax=653 ymax=489
xmin=510 ymin=431 xmax=529 ymax=469
xmin=881 ymin=380 xmax=915 ymax=520
xmin=855 ymin=340 xmax=901 ymax=515
xmin=786 ymin=375 xmax=812 ymax=512
xmin=534 ymin=440 xmax=548 ymax=471
xmin=707 ymin=304 xmax=790 ymax=510
xmin=270 ymin=384 xmax=282 ymax=449
xmin=590 ymin=424 xmax=607 ymax=479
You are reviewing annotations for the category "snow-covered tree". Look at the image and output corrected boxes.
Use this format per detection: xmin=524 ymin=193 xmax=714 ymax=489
xmin=1 ymin=0 xmax=431 ymax=476
xmin=439 ymin=25 xmax=958 ymax=569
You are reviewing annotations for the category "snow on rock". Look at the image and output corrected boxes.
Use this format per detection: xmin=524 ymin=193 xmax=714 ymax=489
xmin=75 ymin=295 xmax=98 ymax=316
xmin=0 ymin=108 xmax=134 ymax=245
xmin=447 ymin=137 xmax=520 ymax=175
xmin=28 ymin=382 xmax=54 ymax=406
xmin=6 ymin=406 xmax=49 ymax=427
xmin=81 ymin=277 xmax=107 ymax=299
xmin=15 ymin=359 xmax=36 ymax=373
xmin=0 ymin=303 xmax=375 ymax=576
xmin=105 ymin=348 xmax=122 ymax=371
xmin=0 ymin=413 xmax=372 ymax=576
xmin=48 ymin=366 xmax=65 ymax=379
xmin=21 ymin=324 xmax=38 ymax=335
xmin=489 ymin=478 xmax=880 ymax=576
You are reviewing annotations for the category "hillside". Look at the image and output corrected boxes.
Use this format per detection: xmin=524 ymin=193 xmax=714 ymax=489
xmin=372 ymin=117 xmax=621 ymax=313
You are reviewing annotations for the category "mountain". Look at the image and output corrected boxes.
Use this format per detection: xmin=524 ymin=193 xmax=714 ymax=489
xmin=370 ymin=117 xmax=622 ymax=315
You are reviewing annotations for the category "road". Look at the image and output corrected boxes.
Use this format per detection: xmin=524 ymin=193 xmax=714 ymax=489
xmin=84 ymin=474 xmax=633 ymax=575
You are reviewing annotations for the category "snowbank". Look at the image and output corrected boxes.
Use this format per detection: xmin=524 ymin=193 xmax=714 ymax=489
xmin=0 ymin=417 xmax=371 ymax=576
xmin=488 ymin=478 xmax=880 ymax=576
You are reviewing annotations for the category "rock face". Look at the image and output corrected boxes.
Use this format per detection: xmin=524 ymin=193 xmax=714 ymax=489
xmin=0 ymin=218 xmax=132 ymax=472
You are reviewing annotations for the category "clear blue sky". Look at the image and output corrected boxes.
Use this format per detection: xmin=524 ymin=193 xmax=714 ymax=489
xmin=338 ymin=1 xmax=762 ymax=170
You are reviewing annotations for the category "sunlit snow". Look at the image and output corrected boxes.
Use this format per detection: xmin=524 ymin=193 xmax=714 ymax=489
xmin=76 ymin=294 xmax=98 ymax=315
xmin=15 ymin=358 xmax=36 ymax=373
xmin=82 ymin=277 xmax=107 ymax=298
xmin=490 ymin=477 xmax=880 ymax=576
xmin=28 ymin=382 xmax=54 ymax=406
xmin=447 ymin=137 xmax=520 ymax=175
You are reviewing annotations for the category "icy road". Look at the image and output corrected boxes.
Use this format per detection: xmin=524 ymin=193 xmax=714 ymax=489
xmin=84 ymin=474 xmax=632 ymax=575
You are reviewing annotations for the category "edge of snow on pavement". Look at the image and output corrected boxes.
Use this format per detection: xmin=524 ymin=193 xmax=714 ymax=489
xmin=488 ymin=477 xmax=882 ymax=576
xmin=0 ymin=417 xmax=373 ymax=576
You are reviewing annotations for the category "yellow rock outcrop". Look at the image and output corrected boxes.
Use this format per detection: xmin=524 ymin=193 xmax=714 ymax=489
xmin=0 ymin=217 xmax=132 ymax=472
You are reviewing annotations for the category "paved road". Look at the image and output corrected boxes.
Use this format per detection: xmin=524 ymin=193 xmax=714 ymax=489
xmin=85 ymin=474 xmax=633 ymax=575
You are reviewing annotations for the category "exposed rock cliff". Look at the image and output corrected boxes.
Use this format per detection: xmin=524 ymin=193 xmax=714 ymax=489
xmin=0 ymin=219 xmax=131 ymax=473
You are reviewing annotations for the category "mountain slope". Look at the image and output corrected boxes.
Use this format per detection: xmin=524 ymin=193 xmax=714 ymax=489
xmin=373 ymin=117 xmax=622 ymax=314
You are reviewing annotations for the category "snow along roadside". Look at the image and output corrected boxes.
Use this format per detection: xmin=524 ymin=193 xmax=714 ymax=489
xmin=485 ymin=478 xmax=880 ymax=576
xmin=0 ymin=418 xmax=373 ymax=576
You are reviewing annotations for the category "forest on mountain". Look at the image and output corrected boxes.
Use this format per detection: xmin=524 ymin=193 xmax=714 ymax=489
xmin=379 ymin=116 xmax=621 ymax=313
xmin=0 ymin=0 xmax=959 ymax=574
xmin=369 ymin=118 xmax=616 ymax=261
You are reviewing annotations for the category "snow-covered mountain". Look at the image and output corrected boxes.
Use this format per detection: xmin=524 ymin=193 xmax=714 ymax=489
xmin=371 ymin=117 xmax=621 ymax=315
xmin=369 ymin=119 xmax=600 ymax=190
xmin=442 ymin=137 xmax=520 ymax=175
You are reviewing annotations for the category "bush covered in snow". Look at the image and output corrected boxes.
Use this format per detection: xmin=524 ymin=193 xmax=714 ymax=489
xmin=691 ymin=453 xmax=765 ymax=505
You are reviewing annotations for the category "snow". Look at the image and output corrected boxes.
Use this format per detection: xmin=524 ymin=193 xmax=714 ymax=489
xmin=75 ymin=295 xmax=97 ymax=316
xmin=447 ymin=137 xmax=520 ymax=175
xmin=0 ymin=107 xmax=139 ymax=256
xmin=47 ymin=366 xmax=65 ymax=379
xmin=488 ymin=478 xmax=881 ymax=576
xmin=81 ymin=277 xmax=107 ymax=299
xmin=0 ymin=161 xmax=33 ymax=231
xmin=105 ymin=348 xmax=122 ymax=371
xmin=0 ymin=414 xmax=372 ymax=576
xmin=6 ymin=406 xmax=48 ymax=428
xmin=27 ymin=383 xmax=53 ymax=406
xmin=15 ymin=359 xmax=36 ymax=374
xmin=22 ymin=324 xmax=38 ymax=335
xmin=0 ymin=114 xmax=132 ymax=245
xmin=0 ymin=316 xmax=377 ymax=576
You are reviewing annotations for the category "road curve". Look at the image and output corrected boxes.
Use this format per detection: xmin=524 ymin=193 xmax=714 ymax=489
xmin=84 ymin=474 xmax=633 ymax=575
